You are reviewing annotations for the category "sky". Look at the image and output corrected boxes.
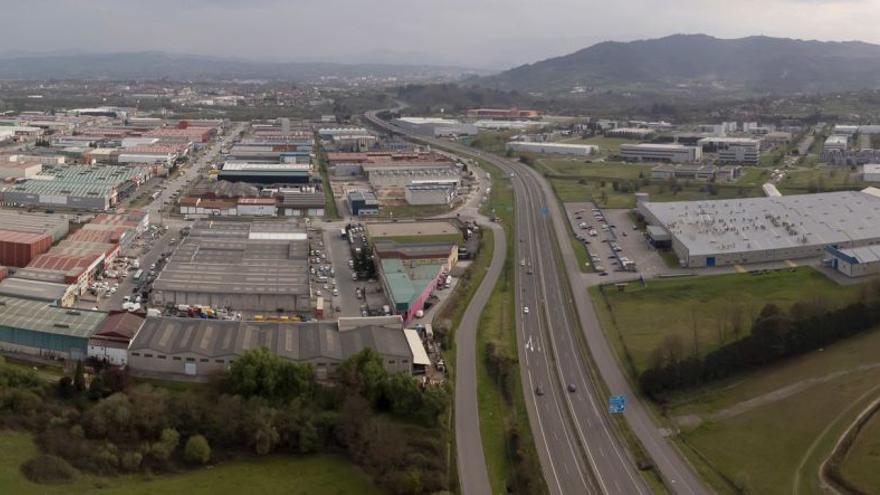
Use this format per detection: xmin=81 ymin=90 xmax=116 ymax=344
xmin=1 ymin=0 xmax=879 ymax=69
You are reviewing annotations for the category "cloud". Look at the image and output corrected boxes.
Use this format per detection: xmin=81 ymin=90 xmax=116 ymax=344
xmin=0 ymin=0 xmax=878 ymax=68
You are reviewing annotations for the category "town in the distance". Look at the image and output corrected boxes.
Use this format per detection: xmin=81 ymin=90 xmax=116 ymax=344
xmin=2 ymin=30 xmax=880 ymax=495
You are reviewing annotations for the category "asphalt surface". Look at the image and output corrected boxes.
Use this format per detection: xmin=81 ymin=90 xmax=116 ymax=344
xmin=365 ymin=108 xmax=708 ymax=495
xmin=452 ymin=220 xmax=505 ymax=495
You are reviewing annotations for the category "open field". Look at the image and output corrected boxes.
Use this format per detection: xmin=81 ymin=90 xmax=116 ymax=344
xmin=551 ymin=177 xmax=763 ymax=208
xmin=0 ymin=430 xmax=381 ymax=495
xmin=777 ymin=166 xmax=864 ymax=191
xmin=381 ymin=203 xmax=452 ymax=219
xmin=591 ymin=268 xmax=864 ymax=375
xmin=840 ymin=407 xmax=880 ymax=493
xmin=672 ymin=328 xmax=880 ymax=494
xmin=538 ymin=159 xmax=650 ymax=179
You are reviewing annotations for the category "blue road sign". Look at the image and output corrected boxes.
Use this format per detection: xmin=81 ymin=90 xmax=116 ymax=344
xmin=608 ymin=395 xmax=626 ymax=414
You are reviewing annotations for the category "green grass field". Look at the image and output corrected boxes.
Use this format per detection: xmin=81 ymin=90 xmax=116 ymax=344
xmin=673 ymin=328 xmax=880 ymax=495
xmin=380 ymin=203 xmax=452 ymax=219
xmin=591 ymin=268 xmax=863 ymax=375
xmin=0 ymin=430 xmax=381 ymax=495
xmin=777 ymin=166 xmax=863 ymax=191
xmin=539 ymin=159 xmax=650 ymax=179
xmin=840 ymin=406 xmax=880 ymax=493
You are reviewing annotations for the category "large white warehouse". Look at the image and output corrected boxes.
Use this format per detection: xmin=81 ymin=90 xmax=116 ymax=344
xmin=638 ymin=188 xmax=880 ymax=268
xmin=506 ymin=141 xmax=598 ymax=156
xmin=620 ymin=143 xmax=702 ymax=163
xmin=392 ymin=117 xmax=478 ymax=137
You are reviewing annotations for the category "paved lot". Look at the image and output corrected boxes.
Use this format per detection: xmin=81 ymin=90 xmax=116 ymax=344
xmin=321 ymin=224 xmax=389 ymax=317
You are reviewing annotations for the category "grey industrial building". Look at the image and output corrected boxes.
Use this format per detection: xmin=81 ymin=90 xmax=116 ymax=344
xmin=0 ymin=165 xmax=150 ymax=211
xmin=128 ymin=317 xmax=416 ymax=379
xmin=348 ymin=191 xmax=380 ymax=216
xmin=152 ymin=221 xmax=311 ymax=312
xmin=405 ymin=183 xmax=457 ymax=205
xmin=638 ymin=189 xmax=880 ymax=268
xmin=0 ymin=210 xmax=70 ymax=241
xmin=825 ymin=245 xmax=880 ymax=278
xmin=366 ymin=166 xmax=461 ymax=189
xmin=0 ymin=295 xmax=106 ymax=360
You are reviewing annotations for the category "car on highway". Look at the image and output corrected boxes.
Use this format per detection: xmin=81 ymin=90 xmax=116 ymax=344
xmin=567 ymin=383 xmax=577 ymax=393
xmin=535 ymin=386 xmax=544 ymax=396
xmin=523 ymin=306 xmax=529 ymax=314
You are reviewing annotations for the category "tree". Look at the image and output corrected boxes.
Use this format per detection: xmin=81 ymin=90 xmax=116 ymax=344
xmin=184 ymin=434 xmax=211 ymax=465
xmin=73 ymin=361 xmax=86 ymax=392
xmin=149 ymin=428 xmax=180 ymax=462
xmin=337 ymin=349 xmax=388 ymax=405
xmin=57 ymin=376 xmax=75 ymax=399
xmin=227 ymin=347 xmax=314 ymax=402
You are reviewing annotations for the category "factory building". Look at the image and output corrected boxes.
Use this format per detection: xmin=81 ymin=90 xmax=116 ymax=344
xmin=128 ymin=318 xmax=418 ymax=379
xmin=0 ymin=277 xmax=75 ymax=306
xmin=466 ymin=108 xmax=541 ymax=119
xmin=0 ymin=165 xmax=150 ymax=211
xmin=651 ymin=164 xmax=741 ymax=181
xmin=236 ymin=198 xmax=277 ymax=216
xmin=825 ymin=245 xmax=880 ymax=278
xmin=375 ymin=240 xmax=457 ymax=324
xmin=87 ymin=312 xmax=145 ymax=367
xmin=152 ymin=221 xmax=311 ymax=312
xmin=0 ymin=230 xmax=53 ymax=267
xmin=392 ymin=117 xmax=478 ymax=137
xmin=824 ymin=135 xmax=849 ymax=153
xmin=0 ymin=296 xmax=106 ymax=360
xmin=405 ymin=182 xmax=457 ymax=206
xmin=605 ymin=127 xmax=656 ymax=140
xmin=0 ymin=210 xmax=70 ymax=241
xmin=505 ymin=141 xmax=598 ymax=156
xmin=620 ymin=143 xmax=702 ymax=163
xmin=218 ymin=163 xmax=311 ymax=184
xmin=366 ymin=166 xmax=461 ymax=190
xmin=638 ymin=189 xmax=880 ymax=268
xmin=280 ymin=190 xmax=326 ymax=217
xmin=348 ymin=191 xmax=380 ymax=216
xmin=0 ymin=159 xmax=42 ymax=179
xmin=697 ymin=137 xmax=761 ymax=165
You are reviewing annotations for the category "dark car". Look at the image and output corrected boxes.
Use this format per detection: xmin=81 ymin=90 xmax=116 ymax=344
xmin=535 ymin=386 xmax=545 ymax=396
xmin=567 ymin=383 xmax=577 ymax=393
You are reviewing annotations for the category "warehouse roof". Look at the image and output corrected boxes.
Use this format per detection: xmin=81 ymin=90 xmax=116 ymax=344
xmin=0 ymin=278 xmax=70 ymax=302
xmin=0 ymin=296 xmax=106 ymax=338
xmin=0 ymin=210 xmax=69 ymax=240
xmin=0 ymin=229 xmax=52 ymax=245
xmin=641 ymin=190 xmax=880 ymax=257
xmin=130 ymin=318 xmax=412 ymax=362
xmin=368 ymin=221 xmax=459 ymax=238
xmin=827 ymin=244 xmax=880 ymax=264
xmin=381 ymin=258 xmax=444 ymax=308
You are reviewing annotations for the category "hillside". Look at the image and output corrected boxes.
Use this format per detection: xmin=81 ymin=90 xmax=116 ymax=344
xmin=479 ymin=34 xmax=880 ymax=94
xmin=0 ymin=51 xmax=478 ymax=82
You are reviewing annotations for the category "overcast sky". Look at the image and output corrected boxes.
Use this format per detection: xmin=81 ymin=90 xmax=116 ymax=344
xmin=2 ymin=0 xmax=879 ymax=69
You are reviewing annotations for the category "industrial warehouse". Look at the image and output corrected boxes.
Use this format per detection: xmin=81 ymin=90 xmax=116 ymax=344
xmin=638 ymin=188 xmax=880 ymax=268
xmin=151 ymin=220 xmax=312 ymax=312
xmin=128 ymin=317 xmax=423 ymax=379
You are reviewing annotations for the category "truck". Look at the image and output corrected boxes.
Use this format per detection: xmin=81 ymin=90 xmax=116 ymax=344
xmin=315 ymin=297 xmax=325 ymax=318
xmin=146 ymin=308 xmax=162 ymax=317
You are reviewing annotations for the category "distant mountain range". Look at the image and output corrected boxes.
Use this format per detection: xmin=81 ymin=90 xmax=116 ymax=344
xmin=478 ymin=34 xmax=880 ymax=94
xmin=0 ymin=51 xmax=483 ymax=82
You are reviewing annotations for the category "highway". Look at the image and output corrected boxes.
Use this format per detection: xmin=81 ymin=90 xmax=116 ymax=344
xmin=365 ymin=108 xmax=708 ymax=495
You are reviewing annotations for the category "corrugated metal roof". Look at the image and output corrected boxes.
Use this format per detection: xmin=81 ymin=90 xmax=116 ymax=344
xmin=0 ymin=295 xmax=106 ymax=338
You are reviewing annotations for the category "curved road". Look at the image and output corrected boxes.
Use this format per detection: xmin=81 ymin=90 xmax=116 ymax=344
xmin=365 ymin=108 xmax=708 ymax=495
xmin=454 ymin=220 xmax=506 ymax=495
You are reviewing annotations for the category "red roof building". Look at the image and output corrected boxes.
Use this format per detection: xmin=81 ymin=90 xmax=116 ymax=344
xmin=0 ymin=229 xmax=53 ymax=267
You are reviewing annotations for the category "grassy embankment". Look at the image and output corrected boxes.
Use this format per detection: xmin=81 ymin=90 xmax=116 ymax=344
xmin=0 ymin=430 xmax=380 ymax=495
xmin=591 ymin=268 xmax=880 ymax=494
xmin=314 ymin=145 xmax=340 ymax=219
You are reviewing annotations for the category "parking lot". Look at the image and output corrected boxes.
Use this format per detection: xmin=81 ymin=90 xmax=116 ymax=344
xmin=322 ymin=224 xmax=390 ymax=318
xmin=564 ymin=202 xmax=672 ymax=281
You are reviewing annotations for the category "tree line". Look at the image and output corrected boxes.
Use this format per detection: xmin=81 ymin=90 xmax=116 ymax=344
xmin=639 ymin=285 xmax=880 ymax=400
xmin=0 ymin=348 xmax=450 ymax=495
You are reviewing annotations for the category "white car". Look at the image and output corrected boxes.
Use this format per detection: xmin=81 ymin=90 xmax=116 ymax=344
xmin=523 ymin=306 xmax=530 ymax=314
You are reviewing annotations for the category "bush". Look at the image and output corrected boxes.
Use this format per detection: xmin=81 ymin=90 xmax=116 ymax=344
xmin=20 ymin=454 xmax=78 ymax=484
xmin=184 ymin=434 xmax=211 ymax=465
